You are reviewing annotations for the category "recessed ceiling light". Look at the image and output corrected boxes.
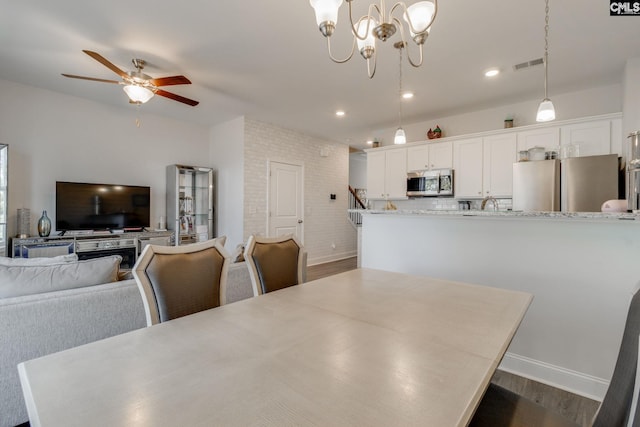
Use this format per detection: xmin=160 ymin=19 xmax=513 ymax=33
xmin=485 ymin=68 xmax=500 ymax=77
xmin=402 ymin=92 xmax=414 ymax=99
xmin=336 ymin=110 xmax=345 ymax=117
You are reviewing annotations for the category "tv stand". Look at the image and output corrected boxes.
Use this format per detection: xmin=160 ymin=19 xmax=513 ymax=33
xmin=11 ymin=231 xmax=174 ymax=269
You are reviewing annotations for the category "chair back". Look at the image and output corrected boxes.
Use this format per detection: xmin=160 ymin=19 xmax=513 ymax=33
xmin=133 ymin=238 xmax=230 ymax=326
xmin=244 ymin=234 xmax=306 ymax=296
xmin=593 ymin=286 xmax=640 ymax=427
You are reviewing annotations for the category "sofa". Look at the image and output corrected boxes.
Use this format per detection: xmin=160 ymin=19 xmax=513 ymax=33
xmin=0 ymin=255 xmax=253 ymax=427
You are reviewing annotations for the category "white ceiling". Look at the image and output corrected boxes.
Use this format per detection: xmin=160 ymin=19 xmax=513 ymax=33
xmin=1 ymin=1 xmax=639 ymax=149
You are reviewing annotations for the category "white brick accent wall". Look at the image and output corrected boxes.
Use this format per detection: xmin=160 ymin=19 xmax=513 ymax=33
xmin=244 ymin=119 xmax=356 ymax=265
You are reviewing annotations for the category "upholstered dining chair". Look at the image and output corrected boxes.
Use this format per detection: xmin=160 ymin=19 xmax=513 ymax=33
xmin=132 ymin=237 xmax=230 ymax=326
xmin=470 ymin=286 xmax=640 ymax=427
xmin=244 ymin=234 xmax=307 ymax=296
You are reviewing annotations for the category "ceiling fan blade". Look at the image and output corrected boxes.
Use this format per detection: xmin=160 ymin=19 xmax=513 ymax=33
xmin=61 ymin=74 xmax=121 ymax=84
xmin=149 ymin=75 xmax=192 ymax=87
xmin=155 ymin=89 xmax=199 ymax=106
xmin=82 ymin=50 xmax=129 ymax=79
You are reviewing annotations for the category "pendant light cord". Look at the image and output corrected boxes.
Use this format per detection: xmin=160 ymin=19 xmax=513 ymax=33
xmin=543 ymin=0 xmax=550 ymax=99
xmin=398 ymin=45 xmax=403 ymax=128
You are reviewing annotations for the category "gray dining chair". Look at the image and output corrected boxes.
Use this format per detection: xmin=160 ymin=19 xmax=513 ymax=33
xmin=244 ymin=234 xmax=307 ymax=296
xmin=470 ymin=286 xmax=640 ymax=427
xmin=133 ymin=237 xmax=230 ymax=326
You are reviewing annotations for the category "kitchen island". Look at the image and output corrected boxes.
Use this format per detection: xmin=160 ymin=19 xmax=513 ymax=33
xmin=357 ymin=209 xmax=640 ymax=401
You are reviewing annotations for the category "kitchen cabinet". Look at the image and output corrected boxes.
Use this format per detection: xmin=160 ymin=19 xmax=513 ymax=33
xmin=407 ymin=141 xmax=453 ymax=171
xmin=366 ymin=148 xmax=408 ymax=200
xmin=483 ymin=134 xmax=517 ymax=198
xmin=453 ymin=138 xmax=483 ymax=198
xmin=517 ymin=127 xmax=560 ymax=152
xmin=454 ymin=135 xmax=516 ymax=199
xmin=560 ymin=119 xmax=612 ymax=157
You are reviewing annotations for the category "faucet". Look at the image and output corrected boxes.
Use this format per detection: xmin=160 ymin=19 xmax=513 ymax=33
xmin=481 ymin=196 xmax=499 ymax=211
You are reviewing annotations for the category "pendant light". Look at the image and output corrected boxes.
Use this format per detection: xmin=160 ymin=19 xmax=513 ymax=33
xmin=536 ymin=0 xmax=556 ymax=122
xmin=394 ymin=42 xmax=407 ymax=145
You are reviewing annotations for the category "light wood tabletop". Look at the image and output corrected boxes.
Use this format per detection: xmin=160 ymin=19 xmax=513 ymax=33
xmin=19 ymin=268 xmax=532 ymax=427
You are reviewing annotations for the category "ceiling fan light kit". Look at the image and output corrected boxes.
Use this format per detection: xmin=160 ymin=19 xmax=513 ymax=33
xmin=309 ymin=0 xmax=437 ymax=78
xmin=123 ymin=85 xmax=154 ymax=104
xmin=62 ymin=50 xmax=199 ymax=107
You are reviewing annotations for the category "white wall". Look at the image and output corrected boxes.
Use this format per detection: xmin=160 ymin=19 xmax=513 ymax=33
xmin=209 ymin=117 xmax=245 ymax=248
xmin=361 ymin=213 xmax=640 ymax=400
xmin=623 ymin=58 xmax=640 ymax=145
xmin=0 ymin=79 xmax=210 ymax=238
xmin=243 ymin=119 xmax=357 ymax=264
xmin=349 ymin=153 xmax=367 ymax=189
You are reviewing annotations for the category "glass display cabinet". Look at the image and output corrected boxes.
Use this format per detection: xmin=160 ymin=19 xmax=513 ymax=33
xmin=166 ymin=165 xmax=214 ymax=246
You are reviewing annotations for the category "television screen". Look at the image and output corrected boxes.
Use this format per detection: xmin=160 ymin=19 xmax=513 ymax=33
xmin=56 ymin=181 xmax=151 ymax=231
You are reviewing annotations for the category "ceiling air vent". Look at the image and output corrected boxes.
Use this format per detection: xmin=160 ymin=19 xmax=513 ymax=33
xmin=513 ymin=58 xmax=544 ymax=71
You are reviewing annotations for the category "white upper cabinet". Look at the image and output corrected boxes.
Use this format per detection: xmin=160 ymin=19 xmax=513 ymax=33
xmin=406 ymin=141 xmax=453 ymax=172
xmin=407 ymin=145 xmax=429 ymax=171
xmin=517 ymin=127 xmax=561 ymax=152
xmin=430 ymin=141 xmax=454 ymax=170
xmin=366 ymin=148 xmax=408 ymax=200
xmin=560 ymin=120 xmax=611 ymax=157
xmin=483 ymin=134 xmax=517 ymax=198
xmin=453 ymin=138 xmax=484 ymax=198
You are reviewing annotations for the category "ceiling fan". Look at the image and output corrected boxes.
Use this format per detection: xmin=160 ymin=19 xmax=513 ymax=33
xmin=62 ymin=50 xmax=199 ymax=106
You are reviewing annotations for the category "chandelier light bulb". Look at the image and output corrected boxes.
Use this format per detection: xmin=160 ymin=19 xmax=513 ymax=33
xmin=404 ymin=1 xmax=435 ymax=35
xmin=356 ymin=18 xmax=378 ymax=58
xmin=309 ymin=0 xmax=343 ymax=27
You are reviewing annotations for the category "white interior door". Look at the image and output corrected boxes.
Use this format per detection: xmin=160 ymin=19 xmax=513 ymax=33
xmin=268 ymin=161 xmax=303 ymax=241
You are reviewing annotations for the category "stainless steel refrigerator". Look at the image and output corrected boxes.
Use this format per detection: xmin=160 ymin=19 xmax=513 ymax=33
xmin=512 ymin=154 xmax=619 ymax=212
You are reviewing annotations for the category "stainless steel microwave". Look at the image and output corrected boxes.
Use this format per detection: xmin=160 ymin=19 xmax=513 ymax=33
xmin=407 ymin=169 xmax=454 ymax=197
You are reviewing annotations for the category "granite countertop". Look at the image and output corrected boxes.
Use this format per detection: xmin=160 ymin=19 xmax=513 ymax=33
xmin=350 ymin=209 xmax=640 ymax=221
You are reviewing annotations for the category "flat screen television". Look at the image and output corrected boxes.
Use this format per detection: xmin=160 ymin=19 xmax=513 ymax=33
xmin=56 ymin=181 xmax=151 ymax=232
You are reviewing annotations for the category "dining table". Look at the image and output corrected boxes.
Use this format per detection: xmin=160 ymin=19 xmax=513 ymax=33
xmin=18 ymin=268 xmax=532 ymax=427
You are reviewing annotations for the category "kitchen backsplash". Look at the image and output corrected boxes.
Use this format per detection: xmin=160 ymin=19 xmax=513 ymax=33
xmin=368 ymin=198 xmax=513 ymax=211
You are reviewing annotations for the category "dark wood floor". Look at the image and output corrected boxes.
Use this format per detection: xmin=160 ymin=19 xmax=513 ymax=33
xmin=306 ymin=256 xmax=601 ymax=426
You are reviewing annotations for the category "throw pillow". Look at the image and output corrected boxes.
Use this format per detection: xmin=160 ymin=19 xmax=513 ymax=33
xmin=0 ymin=255 xmax=122 ymax=298
xmin=0 ymin=253 xmax=78 ymax=266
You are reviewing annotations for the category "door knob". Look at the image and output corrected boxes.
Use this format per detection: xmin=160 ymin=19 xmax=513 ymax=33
xmin=298 ymin=219 xmax=303 ymax=224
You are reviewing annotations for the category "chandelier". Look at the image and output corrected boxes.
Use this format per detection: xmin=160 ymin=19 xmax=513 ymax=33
xmin=309 ymin=0 xmax=437 ymax=78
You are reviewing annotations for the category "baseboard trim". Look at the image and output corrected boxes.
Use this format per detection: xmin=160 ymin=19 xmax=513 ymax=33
xmin=499 ymin=352 xmax=609 ymax=402
xmin=307 ymin=251 xmax=357 ymax=266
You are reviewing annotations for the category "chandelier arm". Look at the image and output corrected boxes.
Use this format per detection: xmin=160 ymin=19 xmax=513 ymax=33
xmin=348 ymin=2 xmax=382 ymax=41
xmin=394 ymin=18 xmax=424 ymax=68
xmin=367 ymin=53 xmax=377 ymax=79
xmin=326 ymin=36 xmax=357 ymax=64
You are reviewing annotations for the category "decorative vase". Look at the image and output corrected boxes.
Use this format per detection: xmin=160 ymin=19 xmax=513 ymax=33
xmin=37 ymin=210 xmax=51 ymax=237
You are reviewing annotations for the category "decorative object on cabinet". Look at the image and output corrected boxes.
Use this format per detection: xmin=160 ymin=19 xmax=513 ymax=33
xmin=17 ymin=208 xmax=30 ymax=239
xmin=504 ymin=118 xmax=514 ymax=128
xmin=394 ymin=42 xmax=407 ymax=145
xmin=535 ymin=0 xmax=556 ymax=122
xmin=309 ymin=0 xmax=437 ymax=78
xmin=166 ymin=165 xmax=214 ymax=246
xmin=427 ymin=125 xmax=442 ymax=139
xmin=37 ymin=210 xmax=51 ymax=237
